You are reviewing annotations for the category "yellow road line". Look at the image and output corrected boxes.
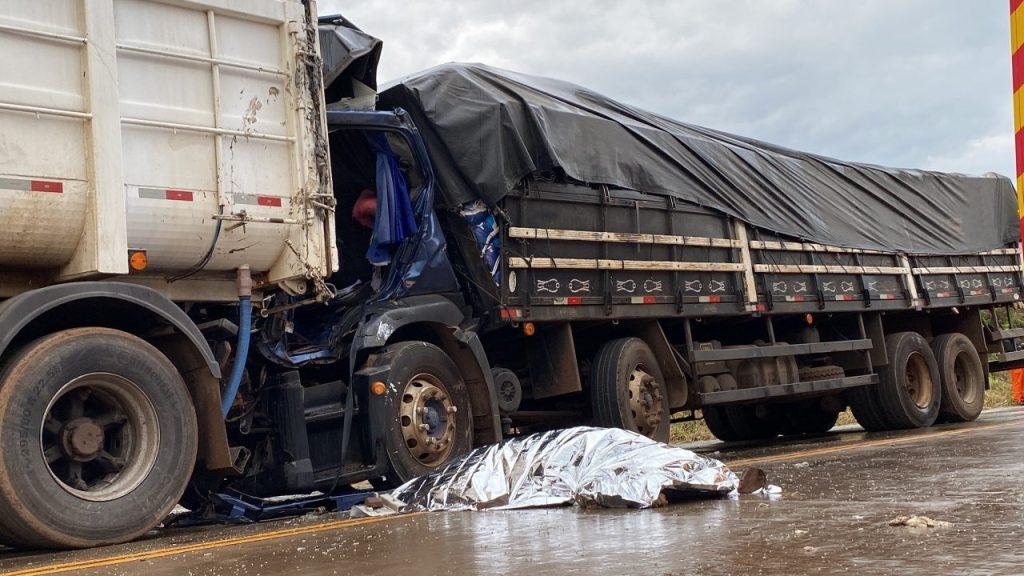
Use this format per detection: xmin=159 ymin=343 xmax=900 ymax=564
xmin=1 ymin=512 xmax=425 ymax=576
xmin=725 ymin=417 xmax=1024 ymax=470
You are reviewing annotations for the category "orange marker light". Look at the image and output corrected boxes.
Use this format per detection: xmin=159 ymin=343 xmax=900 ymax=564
xmin=805 ymin=314 xmax=814 ymax=325
xmin=370 ymin=381 xmax=387 ymax=396
xmin=522 ymin=322 xmax=536 ymax=336
xmin=128 ymin=250 xmax=148 ymax=271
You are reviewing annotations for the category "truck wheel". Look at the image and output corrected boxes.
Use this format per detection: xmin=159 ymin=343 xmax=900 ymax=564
xmin=873 ymin=332 xmax=941 ymax=429
xmin=591 ymin=337 xmax=670 ymax=442
xmin=0 ymin=328 xmax=197 ymax=549
xmin=931 ymin=333 xmax=985 ymax=422
xmin=723 ymin=404 xmax=779 ymax=440
xmin=373 ymin=342 xmax=473 ymax=489
xmin=778 ymin=399 xmax=840 ymax=435
xmin=702 ymin=406 xmax=742 ymax=441
xmin=845 ymin=382 xmax=890 ymax=432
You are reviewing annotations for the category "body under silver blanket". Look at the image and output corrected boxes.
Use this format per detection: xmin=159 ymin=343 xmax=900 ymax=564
xmin=392 ymin=427 xmax=738 ymax=511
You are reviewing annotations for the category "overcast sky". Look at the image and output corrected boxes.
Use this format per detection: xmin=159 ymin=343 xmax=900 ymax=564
xmin=319 ymin=0 xmax=1014 ymax=179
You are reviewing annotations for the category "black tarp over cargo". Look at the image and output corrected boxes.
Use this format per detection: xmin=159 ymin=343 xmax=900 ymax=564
xmin=379 ymin=64 xmax=1018 ymax=255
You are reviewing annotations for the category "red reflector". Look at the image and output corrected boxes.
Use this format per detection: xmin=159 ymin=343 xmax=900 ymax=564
xmin=567 ymin=297 xmax=582 ymax=305
xmin=499 ymin=308 xmax=522 ymax=320
xmin=165 ymin=189 xmax=193 ymax=202
xmin=30 ymin=180 xmax=62 ymax=193
xmin=756 ymin=303 xmax=766 ymax=312
xmin=643 ymin=296 xmax=656 ymax=304
xmin=708 ymin=295 xmax=721 ymax=303
xmin=258 ymin=196 xmax=282 ymax=207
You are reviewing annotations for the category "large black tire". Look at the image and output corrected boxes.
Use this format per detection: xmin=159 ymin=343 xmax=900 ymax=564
xmin=872 ymin=332 xmax=941 ymax=429
xmin=777 ymin=399 xmax=840 ymax=436
xmin=372 ymin=342 xmax=473 ymax=489
xmin=723 ymin=404 xmax=779 ymax=440
xmin=0 ymin=328 xmax=197 ymax=549
xmin=931 ymin=333 xmax=985 ymax=422
xmin=702 ymin=406 xmax=742 ymax=442
xmin=845 ymin=381 xmax=890 ymax=432
xmin=591 ymin=338 xmax=670 ymax=442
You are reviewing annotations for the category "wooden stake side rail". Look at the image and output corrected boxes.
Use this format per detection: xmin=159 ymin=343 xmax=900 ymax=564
xmin=504 ymin=222 xmax=1024 ymax=310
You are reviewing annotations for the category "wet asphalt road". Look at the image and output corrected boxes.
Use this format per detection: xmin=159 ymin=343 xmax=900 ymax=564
xmin=1 ymin=407 xmax=1021 ymax=576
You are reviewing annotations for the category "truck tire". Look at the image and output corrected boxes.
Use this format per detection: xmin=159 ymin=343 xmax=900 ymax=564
xmin=372 ymin=342 xmax=473 ymax=489
xmin=873 ymin=332 xmax=941 ymax=429
xmin=778 ymin=399 xmax=840 ymax=435
xmin=931 ymin=333 xmax=985 ymax=422
xmin=591 ymin=337 xmax=670 ymax=442
xmin=723 ymin=404 xmax=779 ymax=440
xmin=702 ymin=406 xmax=742 ymax=441
xmin=0 ymin=328 xmax=197 ymax=549
xmin=845 ymin=382 xmax=890 ymax=432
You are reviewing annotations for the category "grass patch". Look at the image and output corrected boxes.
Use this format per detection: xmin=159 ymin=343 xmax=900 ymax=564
xmin=670 ymin=372 xmax=1017 ymax=444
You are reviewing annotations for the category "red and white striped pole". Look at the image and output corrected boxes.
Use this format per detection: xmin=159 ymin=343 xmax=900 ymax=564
xmin=1011 ymin=0 xmax=1024 ymax=404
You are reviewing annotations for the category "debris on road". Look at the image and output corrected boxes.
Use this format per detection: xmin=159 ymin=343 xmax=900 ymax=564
xmin=888 ymin=515 xmax=954 ymax=529
xmin=391 ymin=427 xmax=744 ymax=511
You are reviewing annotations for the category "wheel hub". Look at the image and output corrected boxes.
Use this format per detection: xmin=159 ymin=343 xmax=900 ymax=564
xmin=62 ymin=418 xmax=105 ymax=461
xmin=627 ymin=367 xmax=665 ymax=436
xmin=399 ymin=374 xmax=457 ymax=467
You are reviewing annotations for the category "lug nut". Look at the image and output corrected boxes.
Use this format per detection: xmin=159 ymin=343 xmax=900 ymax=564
xmin=447 ymin=406 xmax=458 ymax=414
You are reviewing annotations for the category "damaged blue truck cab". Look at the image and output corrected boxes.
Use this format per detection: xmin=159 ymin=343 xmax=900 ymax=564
xmin=234 ymin=108 xmax=502 ymax=496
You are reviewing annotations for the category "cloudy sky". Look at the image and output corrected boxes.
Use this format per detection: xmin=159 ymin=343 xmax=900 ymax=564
xmin=319 ymin=0 xmax=1014 ymax=179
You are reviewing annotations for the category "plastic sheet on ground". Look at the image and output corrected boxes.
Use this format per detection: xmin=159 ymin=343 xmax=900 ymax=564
xmin=391 ymin=427 xmax=739 ymax=511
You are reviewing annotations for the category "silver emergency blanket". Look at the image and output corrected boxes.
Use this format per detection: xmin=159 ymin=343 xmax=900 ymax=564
xmin=391 ymin=427 xmax=738 ymax=511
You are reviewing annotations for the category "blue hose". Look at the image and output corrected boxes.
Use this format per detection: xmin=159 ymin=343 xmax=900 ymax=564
xmin=221 ymin=296 xmax=252 ymax=417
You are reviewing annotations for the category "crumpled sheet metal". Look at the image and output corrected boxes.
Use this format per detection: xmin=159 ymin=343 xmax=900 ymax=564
xmin=391 ymin=427 xmax=738 ymax=511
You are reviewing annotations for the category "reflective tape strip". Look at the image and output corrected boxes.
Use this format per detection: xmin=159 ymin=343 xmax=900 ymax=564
xmin=698 ymin=295 xmax=722 ymax=303
xmin=0 ymin=177 xmax=63 ymax=193
xmin=234 ymin=194 xmax=284 ymax=207
xmin=553 ymin=297 xmax=583 ymax=305
xmin=630 ymin=296 xmax=657 ymax=304
xmin=139 ymin=187 xmax=194 ymax=202
xmin=877 ymin=294 xmax=897 ymax=300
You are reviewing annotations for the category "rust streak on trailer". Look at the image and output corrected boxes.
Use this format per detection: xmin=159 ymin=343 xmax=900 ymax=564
xmin=0 ymin=513 xmax=426 ymax=576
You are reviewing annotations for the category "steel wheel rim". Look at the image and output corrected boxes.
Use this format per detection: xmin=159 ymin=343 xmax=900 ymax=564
xmin=952 ymin=352 xmax=980 ymax=405
xmin=40 ymin=373 xmax=160 ymax=501
xmin=903 ymin=352 xmax=934 ymax=409
xmin=399 ymin=373 xmax=457 ymax=467
xmin=626 ymin=363 xmax=665 ymax=437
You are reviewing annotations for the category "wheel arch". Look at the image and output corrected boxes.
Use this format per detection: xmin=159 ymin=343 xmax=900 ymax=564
xmin=354 ymin=296 xmax=502 ymax=445
xmin=0 ymin=282 xmax=232 ymax=472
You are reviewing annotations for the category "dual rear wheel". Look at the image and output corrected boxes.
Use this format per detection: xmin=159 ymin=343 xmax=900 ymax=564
xmin=847 ymin=331 xmax=984 ymax=431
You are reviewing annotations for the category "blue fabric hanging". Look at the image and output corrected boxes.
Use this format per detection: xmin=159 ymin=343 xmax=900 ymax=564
xmin=366 ymin=132 xmax=417 ymax=265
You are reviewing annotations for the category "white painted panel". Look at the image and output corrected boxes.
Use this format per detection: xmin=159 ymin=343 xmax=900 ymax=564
xmin=0 ymin=114 xmax=87 ymax=180
xmin=0 ymin=0 xmax=82 ymax=36
xmin=0 ymin=27 xmax=84 ymax=111
xmin=117 ymin=54 xmax=215 ymax=126
xmin=121 ymin=124 xmax=217 ymax=192
xmin=222 ymin=138 xmax=293 ymax=200
xmin=218 ymin=69 xmax=289 ymax=136
xmin=113 ymin=0 xmax=209 ymax=55
xmin=215 ymin=13 xmax=282 ymax=68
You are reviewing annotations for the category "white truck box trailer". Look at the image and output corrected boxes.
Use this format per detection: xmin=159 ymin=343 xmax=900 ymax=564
xmin=0 ymin=0 xmax=335 ymax=301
